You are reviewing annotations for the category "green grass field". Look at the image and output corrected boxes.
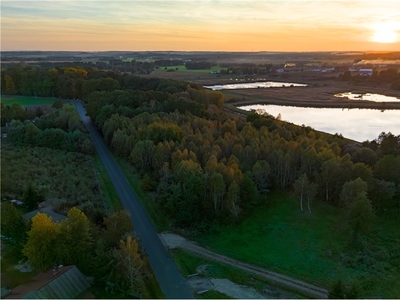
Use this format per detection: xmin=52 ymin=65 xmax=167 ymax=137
xmin=1 ymin=95 xmax=58 ymax=106
xmin=195 ymin=191 xmax=400 ymax=298
xmin=170 ymin=248 xmax=301 ymax=299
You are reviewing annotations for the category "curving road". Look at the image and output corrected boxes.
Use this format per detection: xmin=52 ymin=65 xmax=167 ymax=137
xmin=75 ymin=101 xmax=193 ymax=299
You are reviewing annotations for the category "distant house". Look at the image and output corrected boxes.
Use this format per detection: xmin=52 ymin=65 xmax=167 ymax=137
xmin=23 ymin=207 xmax=67 ymax=223
xmin=359 ymin=68 xmax=373 ymax=76
xmin=5 ymin=265 xmax=92 ymax=299
xmin=320 ymin=67 xmax=335 ymax=73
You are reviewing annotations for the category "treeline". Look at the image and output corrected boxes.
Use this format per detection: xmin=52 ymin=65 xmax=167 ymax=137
xmin=154 ymin=59 xmax=184 ymax=67
xmin=185 ymin=61 xmax=215 ymax=70
xmin=219 ymin=63 xmax=273 ymax=75
xmin=0 ymin=66 xmax=193 ymax=99
xmin=0 ymin=102 xmax=36 ymax=126
xmin=6 ymin=104 xmax=93 ymax=154
xmin=339 ymin=68 xmax=400 ymax=90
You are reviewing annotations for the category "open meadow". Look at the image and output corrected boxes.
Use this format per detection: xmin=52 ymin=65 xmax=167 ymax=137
xmin=195 ymin=191 xmax=400 ymax=298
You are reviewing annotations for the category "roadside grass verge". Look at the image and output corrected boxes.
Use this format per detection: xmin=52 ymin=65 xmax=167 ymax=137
xmin=92 ymin=155 xmax=122 ymax=213
xmin=83 ymin=156 xmax=164 ymax=298
xmin=1 ymin=95 xmax=58 ymax=106
xmin=140 ymin=263 xmax=165 ymax=299
xmin=195 ymin=191 xmax=400 ymax=298
xmin=115 ymin=158 xmax=170 ymax=232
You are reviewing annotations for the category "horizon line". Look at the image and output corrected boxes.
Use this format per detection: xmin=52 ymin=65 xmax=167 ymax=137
xmin=2 ymin=50 xmax=399 ymax=53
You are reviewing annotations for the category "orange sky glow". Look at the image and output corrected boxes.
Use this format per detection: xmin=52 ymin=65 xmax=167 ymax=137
xmin=1 ymin=0 xmax=400 ymax=51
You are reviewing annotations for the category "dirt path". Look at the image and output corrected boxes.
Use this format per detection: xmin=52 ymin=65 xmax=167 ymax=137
xmin=160 ymin=233 xmax=329 ymax=299
xmin=188 ymin=277 xmax=266 ymax=299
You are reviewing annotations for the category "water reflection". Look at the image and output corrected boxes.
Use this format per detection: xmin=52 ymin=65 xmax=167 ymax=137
xmin=238 ymin=104 xmax=400 ymax=142
xmin=204 ymin=81 xmax=308 ymax=90
xmin=335 ymin=92 xmax=400 ymax=102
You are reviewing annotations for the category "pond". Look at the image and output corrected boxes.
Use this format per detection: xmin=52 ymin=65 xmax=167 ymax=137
xmin=204 ymin=81 xmax=308 ymax=90
xmin=335 ymin=92 xmax=400 ymax=102
xmin=238 ymin=104 xmax=400 ymax=142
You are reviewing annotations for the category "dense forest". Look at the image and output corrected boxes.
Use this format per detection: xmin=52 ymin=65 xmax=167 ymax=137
xmin=2 ymin=65 xmax=399 ymax=229
xmin=2 ymin=65 xmax=400 ymax=297
xmin=84 ymin=87 xmax=400 ymax=230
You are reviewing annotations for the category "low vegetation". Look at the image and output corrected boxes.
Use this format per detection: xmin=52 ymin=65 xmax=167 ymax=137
xmin=196 ymin=191 xmax=400 ymax=298
xmin=1 ymin=142 xmax=103 ymax=220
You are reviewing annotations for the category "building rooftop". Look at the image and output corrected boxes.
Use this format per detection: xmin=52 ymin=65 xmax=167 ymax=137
xmin=6 ymin=265 xmax=91 ymax=299
xmin=23 ymin=207 xmax=67 ymax=223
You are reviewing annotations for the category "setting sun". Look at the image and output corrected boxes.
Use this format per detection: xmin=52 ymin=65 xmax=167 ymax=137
xmin=371 ymin=22 xmax=399 ymax=43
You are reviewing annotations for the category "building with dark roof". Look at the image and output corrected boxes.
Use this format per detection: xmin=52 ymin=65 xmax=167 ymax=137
xmin=23 ymin=207 xmax=67 ymax=223
xmin=5 ymin=265 xmax=92 ymax=299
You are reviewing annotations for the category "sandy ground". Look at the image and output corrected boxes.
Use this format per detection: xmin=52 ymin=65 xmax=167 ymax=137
xmin=188 ymin=277 xmax=265 ymax=299
xmin=188 ymin=264 xmax=300 ymax=299
xmin=160 ymin=233 xmax=328 ymax=299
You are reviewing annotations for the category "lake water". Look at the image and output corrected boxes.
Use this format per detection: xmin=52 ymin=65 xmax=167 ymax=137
xmin=238 ymin=104 xmax=400 ymax=142
xmin=335 ymin=92 xmax=400 ymax=103
xmin=204 ymin=81 xmax=308 ymax=90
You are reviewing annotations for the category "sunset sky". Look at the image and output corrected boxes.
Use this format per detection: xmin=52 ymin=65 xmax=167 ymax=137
xmin=1 ymin=0 xmax=400 ymax=52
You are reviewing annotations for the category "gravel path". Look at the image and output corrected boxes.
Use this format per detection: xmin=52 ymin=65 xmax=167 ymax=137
xmin=160 ymin=233 xmax=328 ymax=299
xmin=188 ymin=277 xmax=265 ymax=299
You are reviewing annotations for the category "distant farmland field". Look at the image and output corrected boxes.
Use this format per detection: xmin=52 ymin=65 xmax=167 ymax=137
xmin=1 ymin=96 xmax=57 ymax=106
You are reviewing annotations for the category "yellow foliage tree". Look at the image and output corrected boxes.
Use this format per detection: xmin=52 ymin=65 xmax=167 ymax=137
xmin=23 ymin=213 xmax=60 ymax=270
xmin=59 ymin=207 xmax=92 ymax=265
xmin=111 ymin=235 xmax=149 ymax=294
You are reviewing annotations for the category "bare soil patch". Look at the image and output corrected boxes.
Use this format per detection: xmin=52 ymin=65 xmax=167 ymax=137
xmin=188 ymin=277 xmax=265 ymax=299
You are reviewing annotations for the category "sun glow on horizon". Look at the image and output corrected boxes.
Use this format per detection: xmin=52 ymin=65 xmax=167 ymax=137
xmin=371 ymin=21 xmax=399 ymax=43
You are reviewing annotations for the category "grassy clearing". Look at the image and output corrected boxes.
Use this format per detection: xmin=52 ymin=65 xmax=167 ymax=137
xmin=115 ymin=158 xmax=170 ymax=232
xmin=93 ymin=155 xmax=122 ymax=213
xmin=1 ymin=95 xmax=58 ymax=106
xmin=195 ymin=191 xmax=400 ymax=298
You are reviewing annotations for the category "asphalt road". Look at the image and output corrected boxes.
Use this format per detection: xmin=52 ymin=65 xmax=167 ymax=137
xmin=75 ymin=101 xmax=193 ymax=299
